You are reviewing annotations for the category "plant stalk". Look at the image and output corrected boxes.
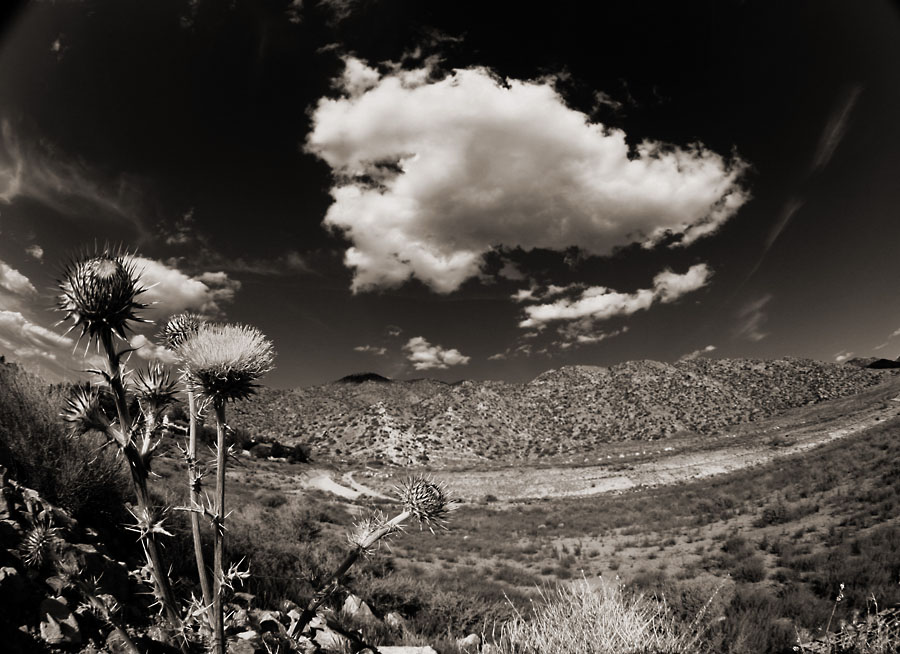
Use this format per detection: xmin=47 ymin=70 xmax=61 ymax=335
xmin=187 ymin=390 xmax=215 ymax=626
xmin=291 ymin=511 xmax=409 ymax=638
xmin=212 ymin=400 xmax=228 ymax=654
xmin=100 ymin=331 xmax=182 ymax=634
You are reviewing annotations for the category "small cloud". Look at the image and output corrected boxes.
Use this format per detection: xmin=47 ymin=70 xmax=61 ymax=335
xmin=557 ymin=326 xmax=628 ymax=350
xmin=735 ymin=294 xmax=772 ymax=342
xmin=286 ymin=0 xmax=303 ymax=24
xmin=403 ymin=336 xmax=470 ymax=371
xmin=892 ymin=327 xmax=900 ymax=338
xmin=487 ymin=352 xmax=507 ymax=361
xmin=511 ymin=288 xmax=536 ymax=303
xmin=0 ymin=259 xmax=37 ymax=296
xmin=834 ymin=350 xmax=854 ymax=363
xmin=679 ymin=344 xmax=717 ymax=361
xmin=354 ymin=344 xmax=387 ymax=356
xmin=497 ymin=260 xmax=526 ymax=281
xmin=25 ymin=244 xmax=43 ymax=261
xmin=592 ymin=90 xmax=623 ymax=112
xmin=386 ymin=325 xmax=403 ymax=337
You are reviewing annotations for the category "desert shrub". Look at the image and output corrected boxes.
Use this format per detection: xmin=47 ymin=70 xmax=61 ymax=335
xmin=0 ymin=362 xmax=130 ymax=527
xmin=496 ymin=579 xmax=712 ymax=654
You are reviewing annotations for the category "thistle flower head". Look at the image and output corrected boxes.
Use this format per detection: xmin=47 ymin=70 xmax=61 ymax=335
xmin=395 ymin=475 xmax=455 ymax=531
xmin=57 ymin=247 xmax=147 ymax=342
xmin=179 ymin=323 xmax=275 ymax=403
xmin=347 ymin=510 xmax=399 ymax=553
xmin=160 ymin=312 xmax=206 ymax=349
xmin=62 ymin=384 xmax=111 ymax=435
xmin=21 ymin=518 xmax=60 ymax=568
xmin=134 ymin=363 xmax=178 ymax=412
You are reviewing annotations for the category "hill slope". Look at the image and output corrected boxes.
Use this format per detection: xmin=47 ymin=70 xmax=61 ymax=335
xmin=230 ymin=357 xmax=897 ymax=466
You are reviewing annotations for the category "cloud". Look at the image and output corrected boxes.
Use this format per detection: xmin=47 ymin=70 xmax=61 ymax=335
xmin=812 ymin=86 xmax=862 ymax=174
xmin=130 ymin=257 xmax=240 ymax=318
xmin=403 ymin=336 xmax=470 ymax=371
xmin=0 ymin=259 xmax=37 ymax=296
xmin=834 ymin=351 xmax=854 ymax=363
xmin=25 ymin=245 xmax=44 ymax=261
xmin=130 ymin=334 xmax=179 ymax=365
xmin=679 ymin=344 xmax=717 ymax=361
xmin=386 ymin=325 xmax=403 ymax=337
xmin=892 ymin=327 xmax=900 ymax=338
xmin=307 ymin=58 xmax=748 ymax=293
xmin=735 ymin=294 xmax=771 ymax=342
xmin=0 ymin=120 xmax=149 ymax=236
xmin=557 ymin=326 xmax=628 ymax=350
xmin=0 ymin=310 xmax=73 ymax=353
xmin=354 ymin=344 xmax=387 ymax=356
xmin=519 ymin=264 xmax=711 ymax=329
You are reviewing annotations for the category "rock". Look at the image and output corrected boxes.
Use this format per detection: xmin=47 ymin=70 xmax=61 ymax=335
xmin=312 ymin=625 xmax=349 ymax=652
xmin=384 ymin=611 xmax=408 ymax=632
xmin=377 ymin=647 xmax=438 ymax=654
xmin=229 ymin=607 xmax=252 ymax=631
xmin=458 ymin=633 xmax=482 ymax=652
xmin=482 ymin=644 xmax=501 ymax=654
xmin=58 ymin=542 xmax=130 ymax=602
xmin=237 ymin=630 xmax=259 ymax=640
xmin=39 ymin=597 xmax=81 ymax=646
xmin=227 ymin=637 xmax=257 ymax=654
xmin=251 ymin=443 xmax=273 ymax=459
xmin=342 ymin=593 xmax=378 ymax=623
xmin=255 ymin=610 xmax=285 ymax=634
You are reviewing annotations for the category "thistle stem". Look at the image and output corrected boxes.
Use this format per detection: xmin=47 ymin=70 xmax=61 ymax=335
xmin=99 ymin=330 xmax=182 ymax=636
xmin=212 ymin=400 xmax=227 ymax=654
xmin=187 ymin=391 xmax=215 ymax=626
xmin=291 ymin=511 xmax=410 ymax=638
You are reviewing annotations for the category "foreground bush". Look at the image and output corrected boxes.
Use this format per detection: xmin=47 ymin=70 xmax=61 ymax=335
xmin=496 ymin=578 xmax=714 ymax=654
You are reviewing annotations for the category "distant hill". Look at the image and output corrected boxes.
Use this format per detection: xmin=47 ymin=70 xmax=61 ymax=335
xmin=230 ymin=358 xmax=899 ymax=466
xmin=337 ymin=372 xmax=393 ymax=384
xmin=844 ymin=357 xmax=900 ymax=369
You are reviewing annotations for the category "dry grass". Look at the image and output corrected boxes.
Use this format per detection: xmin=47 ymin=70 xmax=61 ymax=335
xmin=494 ymin=578 xmax=716 ymax=654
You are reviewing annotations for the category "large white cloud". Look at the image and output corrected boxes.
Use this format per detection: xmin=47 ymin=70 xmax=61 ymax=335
xmin=130 ymin=257 xmax=240 ymax=318
xmin=307 ymin=58 xmax=748 ymax=293
xmin=403 ymin=336 xmax=470 ymax=371
xmin=519 ymin=263 xmax=711 ymax=329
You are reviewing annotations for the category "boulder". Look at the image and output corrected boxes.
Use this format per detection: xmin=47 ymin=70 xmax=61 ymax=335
xmin=384 ymin=611 xmax=408 ymax=632
xmin=377 ymin=647 xmax=438 ymax=654
xmin=255 ymin=610 xmax=285 ymax=634
xmin=39 ymin=597 xmax=81 ymax=646
xmin=312 ymin=625 xmax=349 ymax=652
xmin=227 ymin=637 xmax=258 ymax=654
xmin=458 ymin=633 xmax=482 ymax=652
xmin=342 ymin=593 xmax=378 ymax=623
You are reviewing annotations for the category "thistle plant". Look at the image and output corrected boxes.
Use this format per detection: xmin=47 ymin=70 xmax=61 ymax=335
xmin=178 ymin=322 xmax=275 ymax=654
xmin=289 ymin=475 xmax=456 ymax=638
xmin=57 ymin=247 xmax=182 ymax=635
xmin=162 ymin=313 xmax=214 ymax=623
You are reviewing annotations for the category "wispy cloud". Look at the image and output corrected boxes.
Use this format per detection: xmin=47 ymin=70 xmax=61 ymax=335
xmin=354 ymin=344 xmax=387 ymax=356
xmin=735 ymin=294 xmax=772 ymax=342
xmin=308 ymin=57 xmax=747 ymax=293
xmin=0 ymin=120 xmax=150 ymax=238
xmin=679 ymin=344 xmax=717 ymax=361
xmin=812 ymin=85 xmax=862 ymax=174
xmin=403 ymin=336 xmax=470 ymax=371
xmin=519 ymin=264 xmax=711 ymax=329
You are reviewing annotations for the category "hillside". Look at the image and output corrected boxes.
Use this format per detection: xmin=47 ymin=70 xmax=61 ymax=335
xmin=230 ymin=357 xmax=897 ymax=466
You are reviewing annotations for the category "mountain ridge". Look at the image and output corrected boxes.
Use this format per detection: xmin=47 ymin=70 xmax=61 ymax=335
xmin=229 ymin=357 xmax=899 ymax=466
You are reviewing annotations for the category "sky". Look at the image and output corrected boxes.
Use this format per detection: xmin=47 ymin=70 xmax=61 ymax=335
xmin=0 ymin=0 xmax=899 ymax=388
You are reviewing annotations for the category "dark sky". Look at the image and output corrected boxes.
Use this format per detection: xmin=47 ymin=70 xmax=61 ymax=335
xmin=0 ymin=0 xmax=898 ymax=387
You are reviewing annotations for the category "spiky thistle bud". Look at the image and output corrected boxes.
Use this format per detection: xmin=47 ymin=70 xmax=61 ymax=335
xmin=395 ymin=475 xmax=455 ymax=531
xmin=62 ymin=384 xmax=111 ymax=435
xmin=161 ymin=313 xmax=206 ymax=350
xmin=179 ymin=323 xmax=275 ymax=404
xmin=57 ymin=247 xmax=148 ymax=342
xmin=134 ymin=363 xmax=178 ymax=414
xmin=21 ymin=518 xmax=60 ymax=568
